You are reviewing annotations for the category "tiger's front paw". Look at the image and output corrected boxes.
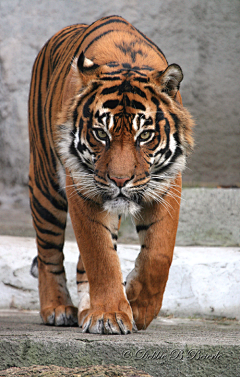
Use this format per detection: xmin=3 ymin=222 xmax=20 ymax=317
xmin=41 ymin=305 xmax=78 ymax=326
xmin=78 ymin=307 xmax=134 ymax=335
xmin=125 ymin=270 xmax=163 ymax=330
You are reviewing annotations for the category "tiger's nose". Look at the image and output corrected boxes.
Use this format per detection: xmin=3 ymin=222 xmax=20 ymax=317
xmin=109 ymin=175 xmax=130 ymax=187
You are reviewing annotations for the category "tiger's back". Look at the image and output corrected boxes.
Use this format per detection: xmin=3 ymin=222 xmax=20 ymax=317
xmin=29 ymin=16 xmax=194 ymax=333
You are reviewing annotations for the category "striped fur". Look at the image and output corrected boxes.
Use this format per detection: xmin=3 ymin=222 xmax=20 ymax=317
xmin=29 ymin=16 xmax=194 ymax=333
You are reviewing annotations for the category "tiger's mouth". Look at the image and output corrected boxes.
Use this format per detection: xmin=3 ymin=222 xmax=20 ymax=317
xmin=116 ymin=192 xmax=129 ymax=199
xmin=97 ymin=179 xmax=144 ymax=215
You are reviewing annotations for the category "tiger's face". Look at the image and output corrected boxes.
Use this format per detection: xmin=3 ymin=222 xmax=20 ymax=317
xmin=58 ymin=53 xmax=194 ymax=216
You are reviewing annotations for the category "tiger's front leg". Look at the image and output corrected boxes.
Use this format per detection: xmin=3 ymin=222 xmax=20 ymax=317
xmin=126 ymin=175 xmax=181 ymax=330
xmin=66 ymin=174 xmax=133 ymax=334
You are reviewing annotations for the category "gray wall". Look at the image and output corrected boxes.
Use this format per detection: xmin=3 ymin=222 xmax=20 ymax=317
xmin=0 ymin=0 xmax=239 ymax=187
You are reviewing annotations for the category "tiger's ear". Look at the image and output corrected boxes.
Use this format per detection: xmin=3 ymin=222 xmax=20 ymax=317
xmin=150 ymin=64 xmax=183 ymax=98
xmin=62 ymin=53 xmax=100 ymax=109
xmin=77 ymin=52 xmax=101 ymax=86
xmin=77 ymin=52 xmax=100 ymax=73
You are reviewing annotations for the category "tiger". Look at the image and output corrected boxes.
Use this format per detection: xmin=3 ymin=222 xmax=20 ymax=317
xmin=28 ymin=15 xmax=194 ymax=334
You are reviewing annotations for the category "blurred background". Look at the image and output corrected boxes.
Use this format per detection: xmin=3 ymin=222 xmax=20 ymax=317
xmin=0 ymin=0 xmax=239 ymax=246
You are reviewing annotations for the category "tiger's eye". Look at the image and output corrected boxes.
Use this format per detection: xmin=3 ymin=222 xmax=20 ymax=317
xmin=95 ymin=129 xmax=108 ymax=140
xmin=139 ymin=131 xmax=151 ymax=141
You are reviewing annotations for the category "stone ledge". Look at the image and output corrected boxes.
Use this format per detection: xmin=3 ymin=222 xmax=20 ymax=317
xmin=0 ymin=311 xmax=239 ymax=377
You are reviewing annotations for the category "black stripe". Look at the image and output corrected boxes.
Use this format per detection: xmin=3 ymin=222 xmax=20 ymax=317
xmin=165 ymin=150 xmax=172 ymax=160
xmin=77 ymin=140 xmax=88 ymax=154
xmin=107 ymin=62 xmax=120 ymax=68
xmin=34 ymin=175 xmax=67 ymax=213
xmin=170 ymin=112 xmax=180 ymax=130
xmin=34 ymin=223 xmax=62 ymax=236
xmin=133 ymin=24 xmax=167 ymax=63
xmin=29 ymin=196 xmax=43 ymax=227
xmin=51 ymin=26 xmax=83 ymax=62
xmin=131 ymin=99 xmax=146 ymax=111
xmin=50 ymin=269 xmax=65 ymax=275
xmin=31 ymin=193 xmax=66 ymax=230
xmin=30 ymin=190 xmax=66 ymax=235
xmin=69 ymin=140 xmax=94 ymax=176
xmin=134 ymin=173 xmax=150 ymax=183
xmin=73 ymin=107 xmax=79 ymax=128
xmin=32 ymin=45 xmax=50 ymax=161
xmin=38 ymin=255 xmax=59 ymax=266
xmin=144 ymin=85 xmax=156 ymax=95
xmin=86 ymin=216 xmax=112 ymax=235
xmin=169 ymin=145 xmax=183 ymax=164
xmin=77 ymin=269 xmax=86 ymax=274
xmin=85 ymin=30 xmax=116 ymax=53
xmin=133 ymin=77 xmax=148 ymax=83
xmin=136 ymin=223 xmax=155 ymax=233
xmin=101 ymin=85 xmax=119 ymax=95
xmin=74 ymin=182 xmax=100 ymax=205
xmin=83 ymin=17 xmax=130 ymax=53
xmin=100 ymin=76 xmax=122 ymax=81
xmin=152 ymin=146 xmax=183 ymax=175
xmin=103 ymin=99 xmax=119 ymax=109
xmin=156 ymin=110 xmax=164 ymax=124
xmin=83 ymin=93 xmax=97 ymax=118
xmin=38 ymin=235 xmax=63 ymax=252
xmin=132 ymin=85 xmax=147 ymax=98
xmin=101 ymin=82 xmax=147 ymax=98
xmin=77 ymin=280 xmax=88 ymax=284
xmin=155 ymin=118 xmax=170 ymax=157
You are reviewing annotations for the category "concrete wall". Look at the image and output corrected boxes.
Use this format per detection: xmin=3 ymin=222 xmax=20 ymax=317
xmin=0 ymin=0 xmax=239 ymax=187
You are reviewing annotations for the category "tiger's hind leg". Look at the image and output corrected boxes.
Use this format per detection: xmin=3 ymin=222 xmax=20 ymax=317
xmin=29 ymin=161 xmax=78 ymax=326
xmin=29 ymin=165 xmax=78 ymax=326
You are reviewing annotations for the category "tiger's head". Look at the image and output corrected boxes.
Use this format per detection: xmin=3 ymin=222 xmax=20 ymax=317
xmin=57 ymin=53 xmax=194 ymax=216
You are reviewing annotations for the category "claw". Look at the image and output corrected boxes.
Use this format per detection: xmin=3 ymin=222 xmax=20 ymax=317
xmin=132 ymin=319 xmax=138 ymax=332
xmin=116 ymin=315 xmax=131 ymax=335
xmin=97 ymin=318 xmax=104 ymax=334
xmin=82 ymin=316 xmax=91 ymax=333
xmin=104 ymin=319 xmax=113 ymax=334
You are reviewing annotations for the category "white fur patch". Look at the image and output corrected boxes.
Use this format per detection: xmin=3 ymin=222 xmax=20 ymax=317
xmin=103 ymin=198 xmax=141 ymax=217
xmin=57 ymin=162 xmax=66 ymax=192
xmin=83 ymin=56 xmax=95 ymax=68
xmin=78 ymin=292 xmax=90 ymax=313
xmin=77 ymin=279 xmax=90 ymax=313
xmin=132 ymin=113 xmax=146 ymax=132
xmin=108 ymin=114 xmax=114 ymax=131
